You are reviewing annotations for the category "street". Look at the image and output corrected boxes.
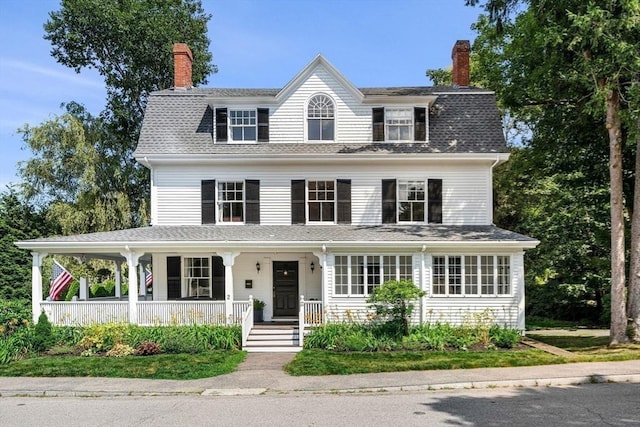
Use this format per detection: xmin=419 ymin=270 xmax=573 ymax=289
xmin=1 ymin=382 xmax=639 ymax=426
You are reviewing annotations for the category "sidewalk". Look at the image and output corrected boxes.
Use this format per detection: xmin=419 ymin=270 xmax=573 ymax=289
xmin=1 ymin=357 xmax=639 ymax=397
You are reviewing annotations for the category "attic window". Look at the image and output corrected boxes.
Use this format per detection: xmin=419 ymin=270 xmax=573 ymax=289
xmin=307 ymin=94 xmax=335 ymax=141
xmin=230 ymin=110 xmax=256 ymax=141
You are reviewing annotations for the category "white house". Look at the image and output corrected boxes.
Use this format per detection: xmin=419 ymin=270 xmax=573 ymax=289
xmin=17 ymin=41 xmax=538 ymax=351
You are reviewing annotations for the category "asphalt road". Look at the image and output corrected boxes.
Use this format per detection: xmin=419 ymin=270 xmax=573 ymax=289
xmin=1 ymin=382 xmax=639 ymax=426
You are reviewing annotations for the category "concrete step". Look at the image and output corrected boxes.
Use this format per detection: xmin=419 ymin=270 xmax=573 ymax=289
xmin=250 ymin=328 xmax=299 ymax=335
xmin=245 ymin=346 xmax=302 ymax=353
xmin=246 ymin=339 xmax=299 ymax=346
xmin=249 ymin=334 xmax=299 ymax=341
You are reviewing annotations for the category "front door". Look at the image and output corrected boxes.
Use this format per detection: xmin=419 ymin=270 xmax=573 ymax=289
xmin=273 ymin=261 xmax=298 ymax=317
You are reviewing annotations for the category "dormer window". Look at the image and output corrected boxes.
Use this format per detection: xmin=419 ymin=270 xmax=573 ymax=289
xmin=215 ymin=108 xmax=269 ymax=143
xmin=372 ymin=107 xmax=427 ymax=142
xmin=307 ymin=94 xmax=335 ymax=141
xmin=230 ymin=110 xmax=256 ymax=141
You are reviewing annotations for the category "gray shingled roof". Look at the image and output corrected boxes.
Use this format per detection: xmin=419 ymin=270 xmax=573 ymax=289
xmin=135 ymin=87 xmax=507 ymax=156
xmin=18 ymin=225 xmax=536 ymax=246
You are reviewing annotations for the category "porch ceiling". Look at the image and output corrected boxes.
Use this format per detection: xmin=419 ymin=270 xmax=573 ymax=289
xmin=15 ymin=224 xmax=538 ymax=254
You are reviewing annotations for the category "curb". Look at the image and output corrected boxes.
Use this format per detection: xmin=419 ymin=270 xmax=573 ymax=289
xmin=3 ymin=374 xmax=640 ymax=398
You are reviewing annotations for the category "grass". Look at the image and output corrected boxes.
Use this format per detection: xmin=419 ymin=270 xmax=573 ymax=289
xmin=0 ymin=350 xmax=246 ymax=380
xmin=527 ymin=334 xmax=640 ymax=362
xmin=284 ymin=348 xmax=567 ymax=376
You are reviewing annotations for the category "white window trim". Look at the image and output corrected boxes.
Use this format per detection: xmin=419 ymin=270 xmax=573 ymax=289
xmin=217 ymin=180 xmax=245 ymax=224
xmin=430 ymin=254 xmax=512 ymax=297
xmin=333 ymin=254 xmax=413 ymax=297
xmin=228 ymin=108 xmax=257 ymax=143
xmin=182 ymin=255 xmax=212 ymax=298
xmin=306 ymin=179 xmax=337 ymax=224
xmin=397 ymin=179 xmax=426 ymax=224
xmin=305 ymin=93 xmax=336 ymax=143
xmin=385 ymin=107 xmax=413 ymax=142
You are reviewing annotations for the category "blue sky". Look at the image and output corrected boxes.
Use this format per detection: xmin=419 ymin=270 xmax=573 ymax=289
xmin=0 ymin=0 xmax=484 ymax=190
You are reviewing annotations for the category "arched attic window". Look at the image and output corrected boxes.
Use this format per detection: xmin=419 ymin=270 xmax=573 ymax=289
xmin=307 ymin=94 xmax=335 ymax=141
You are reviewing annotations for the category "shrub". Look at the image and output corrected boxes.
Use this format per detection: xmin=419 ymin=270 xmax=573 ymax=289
xmin=32 ymin=311 xmax=55 ymax=352
xmin=367 ymin=280 xmax=425 ymax=336
xmin=0 ymin=299 xmax=31 ymax=336
xmin=79 ymin=323 xmax=128 ymax=353
xmin=0 ymin=327 xmax=33 ymax=364
xmin=136 ymin=341 xmax=162 ymax=356
xmin=106 ymin=343 xmax=136 ymax=357
xmin=490 ymin=325 xmax=522 ymax=349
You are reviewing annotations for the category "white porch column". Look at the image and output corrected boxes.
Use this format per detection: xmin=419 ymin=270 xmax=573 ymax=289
xmin=79 ymin=277 xmax=88 ymax=300
xmin=420 ymin=245 xmax=427 ymax=324
xmin=115 ymin=261 xmax=122 ymax=299
xmin=313 ymin=246 xmax=328 ymax=324
xmin=138 ymin=263 xmax=146 ymax=299
xmin=222 ymin=252 xmax=239 ymax=324
xmin=120 ymin=250 xmax=143 ymax=324
xmin=31 ymin=252 xmax=47 ymax=323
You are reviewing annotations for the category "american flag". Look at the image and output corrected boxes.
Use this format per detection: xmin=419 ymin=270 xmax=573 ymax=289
xmin=49 ymin=260 xmax=74 ymax=301
xmin=145 ymin=267 xmax=153 ymax=288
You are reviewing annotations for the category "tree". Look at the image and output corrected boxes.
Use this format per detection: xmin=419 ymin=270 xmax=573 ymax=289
xmin=367 ymin=280 xmax=425 ymax=336
xmin=0 ymin=188 xmax=57 ymax=301
xmin=32 ymin=0 xmax=215 ymax=230
xmin=467 ymin=0 xmax=640 ymax=344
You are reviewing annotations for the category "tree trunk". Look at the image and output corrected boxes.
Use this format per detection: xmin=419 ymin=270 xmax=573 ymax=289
xmin=606 ymin=88 xmax=628 ymax=345
xmin=628 ymin=114 xmax=640 ymax=342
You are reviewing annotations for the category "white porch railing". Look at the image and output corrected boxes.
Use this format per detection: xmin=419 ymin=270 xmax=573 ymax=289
xmin=233 ymin=301 xmax=251 ymax=324
xmin=298 ymin=297 xmax=323 ymax=348
xmin=136 ymin=301 xmax=226 ymax=325
xmin=41 ymin=301 xmax=128 ymax=326
xmin=241 ymin=296 xmax=254 ymax=348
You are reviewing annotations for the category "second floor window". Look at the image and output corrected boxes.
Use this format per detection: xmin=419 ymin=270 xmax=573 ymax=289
xmin=307 ymin=94 xmax=335 ymax=141
xmin=308 ymin=180 xmax=335 ymax=222
xmin=398 ymin=180 xmax=425 ymax=222
xmin=201 ymin=179 xmax=260 ymax=225
xmin=218 ymin=181 xmax=244 ymax=223
xmin=382 ymin=178 xmax=442 ymax=224
xmin=229 ymin=110 xmax=256 ymax=141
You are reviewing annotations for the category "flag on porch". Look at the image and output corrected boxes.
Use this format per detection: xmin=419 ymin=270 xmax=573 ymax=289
xmin=145 ymin=267 xmax=153 ymax=289
xmin=49 ymin=260 xmax=74 ymax=301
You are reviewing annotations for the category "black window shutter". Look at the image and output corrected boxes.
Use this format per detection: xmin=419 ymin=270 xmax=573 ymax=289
xmin=215 ymin=108 xmax=227 ymax=142
xmin=381 ymin=179 xmax=397 ymax=224
xmin=166 ymin=256 xmax=181 ymax=300
xmin=414 ymin=107 xmax=426 ymax=141
xmin=201 ymin=180 xmax=216 ymax=224
xmin=336 ymin=179 xmax=352 ymax=224
xmin=428 ymin=179 xmax=443 ymax=224
xmin=257 ymin=108 xmax=269 ymax=142
xmin=291 ymin=179 xmax=306 ymax=225
xmin=211 ymin=256 xmax=225 ymax=300
xmin=245 ymin=179 xmax=260 ymax=224
xmin=372 ymin=107 xmax=385 ymax=142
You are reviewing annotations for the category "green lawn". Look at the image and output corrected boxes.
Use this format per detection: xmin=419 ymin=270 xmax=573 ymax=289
xmin=284 ymin=348 xmax=567 ymax=376
xmin=0 ymin=350 xmax=246 ymax=380
xmin=527 ymin=334 xmax=640 ymax=362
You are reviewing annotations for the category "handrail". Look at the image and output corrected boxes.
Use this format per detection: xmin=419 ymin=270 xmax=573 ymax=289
xmin=242 ymin=295 xmax=254 ymax=348
xmin=299 ymin=295 xmax=305 ymax=348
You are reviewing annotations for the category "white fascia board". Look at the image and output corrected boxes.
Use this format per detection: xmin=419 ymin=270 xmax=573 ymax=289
xmin=135 ymin=152 xmax=510 ymax=166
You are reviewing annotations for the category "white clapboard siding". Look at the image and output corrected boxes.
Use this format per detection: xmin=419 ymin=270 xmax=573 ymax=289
xmin=270 ymin=64 xmax=371 ymax=143
xmin=153 ymin=162 xmax=491 ymax=226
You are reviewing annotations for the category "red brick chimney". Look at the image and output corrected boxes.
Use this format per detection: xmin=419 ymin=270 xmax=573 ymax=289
xmin=173 ymin=43 xmax=193 ymax=89
xmin=451 ymin=40 xmax=471 ymax=87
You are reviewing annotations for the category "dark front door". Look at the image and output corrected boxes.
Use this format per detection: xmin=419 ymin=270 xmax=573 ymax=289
xmin=273 ymin=261 xmax=298 ymax=317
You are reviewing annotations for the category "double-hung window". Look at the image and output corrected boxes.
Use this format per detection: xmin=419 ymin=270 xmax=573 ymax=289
xmin=334 ymin=255 xmax=413 ymax=296
xmin=432 ymin=255 xmax=511 ymax=296
xmin=201 ymin=179 xmax=260 ymax=224
xmin=373 ymin=107 xmax=427 ymax=142
xmin=308 ymin=180 xmax=335 ymax=222
xmin=184 ymin=257 xmax=211 ymax=298
xmin=215 ymin=108 xmax=269 ymax=142
xmin=398 ymin=180 xmax=425 ymax=222
xmin=291 ymin=179 xmax=351 ymax=224
xmin=218 ymin=181 xmax=244 ymax=223
xmin=382 ymin=179 xmax=442 ymax=224
xmin=229 ymin=110 xmax=256 ymax=141
xmin=307 ymin=94 xmax=335 ymax=141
